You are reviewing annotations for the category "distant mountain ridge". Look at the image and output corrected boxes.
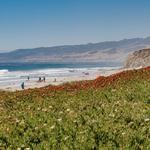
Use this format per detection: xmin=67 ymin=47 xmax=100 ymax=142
xmin=1 ymin=37 xmax=150 ymax=65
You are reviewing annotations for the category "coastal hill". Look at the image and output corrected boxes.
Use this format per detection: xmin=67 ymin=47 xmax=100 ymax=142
xmin=0 ymin=67 xmax=150 ymax=149
xmin=1 ymin=37 xmax=150 ymax=65
xmin=125 ymin=49 xmax=150 ymax=68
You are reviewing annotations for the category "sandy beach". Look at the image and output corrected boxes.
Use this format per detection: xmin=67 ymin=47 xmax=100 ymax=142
xmin=0 ymin=67 xmax=123 ymax=91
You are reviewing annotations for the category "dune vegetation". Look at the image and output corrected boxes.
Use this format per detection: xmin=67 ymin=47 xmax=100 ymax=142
xmin=0 ymin=67 xmax=150 ymax=149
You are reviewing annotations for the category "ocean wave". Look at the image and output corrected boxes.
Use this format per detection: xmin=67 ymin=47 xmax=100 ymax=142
xmin=0 ymin=69 xmax=9 ymax=74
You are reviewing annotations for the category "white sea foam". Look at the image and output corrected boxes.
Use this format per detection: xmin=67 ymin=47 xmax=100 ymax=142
xmin=0 ymin=69 xmax=9 ymax=74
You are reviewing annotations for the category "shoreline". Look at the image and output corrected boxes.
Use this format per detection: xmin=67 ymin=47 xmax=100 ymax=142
xmin=0 ymin=68 xmax=123 ymax=91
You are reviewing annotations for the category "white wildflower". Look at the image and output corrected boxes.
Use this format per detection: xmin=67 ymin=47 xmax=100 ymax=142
xmin=59 ymin=111 xmax=63 ymax=114
xmin=37 ymin=107 xmax=41 ymax=111
xmin=15 ymin=118 xmax=19 ymax=123
xmin=109 ymin=113 xmax=115 ymax=117
xmin=144 ymin=118 xmax=150 ymax=122
xmin=42 ymin=108 xmax=47 ymax=112
xmin=64 ymin=136 xmax=69 ymax=140
xmin=25 ymin=148 xmax=31 ymax=150
xmin=50 ymin=125 xmax=55 ymax=129
xmin=122 ymin=132 xmax=125 ymax=135
xmin=19 ymin=120 xmax=25 ymax=125
xmin=35 ymin=127 xmax=38 ymax=130
xmin=57 ymin=118 xmax=62 ymax=122
xmin=21 ymin=144 xmax=25 ymax=148
xmin=114 ymin=109 xmax=117 ymax=112
xmin=66 ymin=108 xmax=70 ymax=112
xmin=49 ymin=105 xmax=53 ymax=109
xmin=43 ymin=123 xmax=47 ymax=126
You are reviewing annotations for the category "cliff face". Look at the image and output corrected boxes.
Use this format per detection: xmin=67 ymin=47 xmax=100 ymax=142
xmin=125 ymin=49 xmax=150 ymax=68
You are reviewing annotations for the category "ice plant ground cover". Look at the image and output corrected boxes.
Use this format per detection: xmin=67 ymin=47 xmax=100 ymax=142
xmin=0 ymin=67 xmax=150 ymax=149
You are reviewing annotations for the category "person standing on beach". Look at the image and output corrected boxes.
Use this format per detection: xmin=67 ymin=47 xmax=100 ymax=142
xmin=43 ymin=76 xmax=46 ymax=82
xmin=27 ymin=76 xmax=30 ymax=81
xmin=21 ymin=82 xmax=25 ymax=90
xmin=38 ymin=77 xmax=41 ymax=82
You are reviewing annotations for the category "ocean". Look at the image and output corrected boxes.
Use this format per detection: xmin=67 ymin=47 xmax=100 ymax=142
xmin=0 ymin=62 xmax=120 ymax=71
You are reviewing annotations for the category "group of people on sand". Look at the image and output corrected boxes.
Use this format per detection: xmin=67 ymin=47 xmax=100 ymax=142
xmin=21 ymin=76 xmax=57 ymax=90
xmin=38 ymin=76 xmax=46 ymax=82
xmin=27 ymin=76 xmax=46 ymax=82
xmin=21 ymin=76 xmax=46 ymax=90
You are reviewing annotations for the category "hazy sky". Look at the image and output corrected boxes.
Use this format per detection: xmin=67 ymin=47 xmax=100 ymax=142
xmin=0 ymin=0 xmax=150 ymax=52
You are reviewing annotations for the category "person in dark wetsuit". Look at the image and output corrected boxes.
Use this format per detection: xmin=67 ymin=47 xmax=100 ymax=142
xmin=21 ymin=82 xmax=25 ymax=89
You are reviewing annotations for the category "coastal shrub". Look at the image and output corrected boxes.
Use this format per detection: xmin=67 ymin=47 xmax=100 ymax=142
xmin=0 ymin=67 xmax=150 ymax=149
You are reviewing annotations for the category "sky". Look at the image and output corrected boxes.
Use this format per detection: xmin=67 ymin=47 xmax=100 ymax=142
xmin=0 ymin=0 xmax=150 ymax=52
